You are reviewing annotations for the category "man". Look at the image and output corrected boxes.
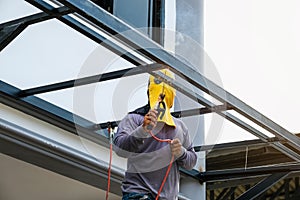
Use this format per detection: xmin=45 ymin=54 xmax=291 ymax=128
xmin=114 ymin=69 xmax=197 ymax=200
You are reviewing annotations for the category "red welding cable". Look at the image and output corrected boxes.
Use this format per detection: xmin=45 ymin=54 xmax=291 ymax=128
xmin=106 ymin=125 xmax=113 ymax=200
xmin=149 ymin=131 xmax=174 ymax=200
xmin=149 ymin=130 xmax=172 ymax=143
xmin=156 ymin=155 xmax=174 ymax=200
xmin=106 ymin=142 xmax=113 ymax=200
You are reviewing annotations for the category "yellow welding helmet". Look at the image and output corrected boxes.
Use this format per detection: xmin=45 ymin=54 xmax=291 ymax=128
xmin=148 ymin=69 xmax=176 ymax=127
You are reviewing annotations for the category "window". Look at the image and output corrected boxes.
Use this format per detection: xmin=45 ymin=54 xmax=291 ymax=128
xmin=91 ymin=0 xmax=114 ymax=13
xmin=152 ymin=0 xmax=164 ymax=44
xmin=112 ymin=0 xmax=164 ymax=45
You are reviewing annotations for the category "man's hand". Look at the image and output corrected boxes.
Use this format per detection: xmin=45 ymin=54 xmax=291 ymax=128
xmin=143 ymin=109 xmax=158 ymax=132
xmin=170 ymin=138 xmax=185 ymax=158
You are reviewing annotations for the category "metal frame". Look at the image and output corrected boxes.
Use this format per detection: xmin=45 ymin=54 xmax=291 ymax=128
xmin=1 ymin=0 xmax=300 ymax=199
xmin=198 ymin=164 xmax=300 ymax=183
xmin=28 ymin=0 xmax=300 ymax=161
xmin=207 ymin=175 xmax=300 ymax=200
xmin=0 ymin=6 xmax=72 ymax=52
xmin=39 ymin=0 xmax=299 ymax=149
xmin=19 ymin=0 xmax=299 ymax=160
xmin=236 ymin=172 xmax=289 ymax=200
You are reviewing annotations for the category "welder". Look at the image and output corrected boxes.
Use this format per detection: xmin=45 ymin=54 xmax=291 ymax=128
xmin=114 ymin=69 xmax=197 ymax=200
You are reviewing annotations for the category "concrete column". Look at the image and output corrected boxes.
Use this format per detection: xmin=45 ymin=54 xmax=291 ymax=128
xmin=174 ymin=1 xmax=205 ymax=199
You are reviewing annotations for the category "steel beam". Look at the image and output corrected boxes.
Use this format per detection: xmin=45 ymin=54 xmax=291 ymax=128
xmin=220 ymin=187 xmax=236 ymax=200
xmin=236 ymin=172 xmax=289 ymax=200
xmin=209 ymin=190 xmax=214 ymax=200
xmin=49 ymin=0 xmax=300 ymax=151
xmin=18 ymin=63 xmax=165 ymax=97
xmin=0 ymin=7 xmax=71 ymax=52
xmin=216 ymin=188 xmax=229 ymax=200
xmin=284 ymin=178 xmax=291 ymax=199
xmin=269 ymin=182 xmax=285 ymax=200
xmin=296 ymin=177 xmax=300 ymax=190
xmin=199 ymin=164 xmax=300 ymax=183
xmin=171 ymin=104 xmax=231 ymax=118
xmin=194 ymin=139 xmax=269 ymax=152
xmin=290 ymin=187 xmax=300 ymax=200
xmin=0 ymin=23 xmax=27 ymax=52
xmin=95 ymin=104 xmax=231 ymax=130
xmin=207 ymin=177 xmax=264 ymax=191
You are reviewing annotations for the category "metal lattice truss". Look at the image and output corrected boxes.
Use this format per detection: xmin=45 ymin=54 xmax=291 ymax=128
xmin=1 ymin=0 xmax=300 ymax=199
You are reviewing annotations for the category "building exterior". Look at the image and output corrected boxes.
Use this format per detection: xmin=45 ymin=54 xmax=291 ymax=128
xmin=1 ymin=1 xmax=300 ymax=200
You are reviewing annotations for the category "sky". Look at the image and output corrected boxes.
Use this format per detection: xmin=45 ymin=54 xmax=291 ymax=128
xmin=204 ymin=0 xmax=300 ymax=143
xmin=1 ymin=0 xmax=300 ymax=144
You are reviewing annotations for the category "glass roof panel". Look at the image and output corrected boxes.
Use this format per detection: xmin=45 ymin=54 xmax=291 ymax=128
xmin=0 ymin=1 xmax=40 ymax=24
xmin=0 ymin=19 xmax=97 ymax=89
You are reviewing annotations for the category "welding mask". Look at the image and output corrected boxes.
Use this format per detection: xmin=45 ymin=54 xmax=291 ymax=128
xmin=148 ymin=69 xmax=176 ymax=127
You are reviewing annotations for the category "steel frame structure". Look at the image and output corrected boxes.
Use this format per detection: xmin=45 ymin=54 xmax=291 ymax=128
xmin=1 ymin=0 xmax=300 ymax=199
xmin=206 ymin=174 xmax=300 ymax=200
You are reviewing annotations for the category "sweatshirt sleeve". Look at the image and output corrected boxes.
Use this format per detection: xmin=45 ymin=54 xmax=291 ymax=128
xmin=113 ymin=114 xmax=148 ymax=157
xmin=175 ymin=121 xmax=198 ymax=170
xmin=176 ymin=144 xmax=197 ymax=170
